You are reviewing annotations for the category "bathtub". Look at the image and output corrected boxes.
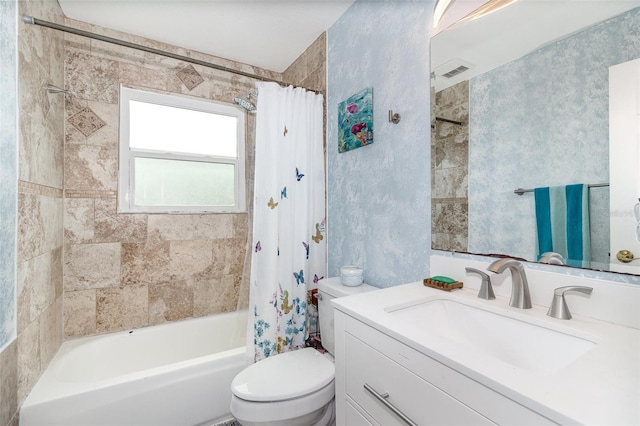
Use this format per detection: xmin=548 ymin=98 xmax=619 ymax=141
xmin=21 ymin=309 xmax=248 ymax=426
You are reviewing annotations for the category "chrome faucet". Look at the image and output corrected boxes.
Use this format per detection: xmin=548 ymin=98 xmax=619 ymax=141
xmin=487 ymin=258 xmax=532 ymax=309
xmin=547 ymin=286 xmax=593 ymax=320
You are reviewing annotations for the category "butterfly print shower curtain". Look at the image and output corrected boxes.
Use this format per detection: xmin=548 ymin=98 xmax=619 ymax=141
xmin=248 ymin=82 xmax=327 ymax=362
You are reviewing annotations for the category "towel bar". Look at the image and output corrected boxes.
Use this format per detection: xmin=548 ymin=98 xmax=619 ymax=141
xmin=514 ymin=183 xmax=609 ymax=196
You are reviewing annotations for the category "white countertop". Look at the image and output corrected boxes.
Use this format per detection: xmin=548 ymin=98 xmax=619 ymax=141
xmin=332 ymin=281 xmax=640 ymax=425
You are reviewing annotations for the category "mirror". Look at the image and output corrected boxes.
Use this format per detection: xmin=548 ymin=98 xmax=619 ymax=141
xmin=431 ymin=0 xmax=640 ymax=274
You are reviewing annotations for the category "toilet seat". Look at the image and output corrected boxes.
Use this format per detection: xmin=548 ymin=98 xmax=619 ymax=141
xmin=231 ymin=347 xmax=334 ymax=402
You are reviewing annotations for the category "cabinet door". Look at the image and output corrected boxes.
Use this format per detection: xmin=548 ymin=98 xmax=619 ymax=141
xmin=341 ymin=316 xmax=554 ymax=425
xmin=345 ymin=333 xmax=495 ymax=425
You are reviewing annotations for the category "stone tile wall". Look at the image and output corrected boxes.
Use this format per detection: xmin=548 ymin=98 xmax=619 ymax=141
xmin=61 ymin=21 xmax=327 ymax=339
xmin=2 ymin=0 xmax=66 ymax=424
xmin=61 ymin=19 xmax=283 ymax=338
xmin=283 ymin=33 xmax=326 ymax=93
xmin=431 ymin=80 xmax=469 ymax=252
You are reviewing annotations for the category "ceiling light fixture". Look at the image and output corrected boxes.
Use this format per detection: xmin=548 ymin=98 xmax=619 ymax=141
xmin=433 ymin=0 xmax=454 ymax=28
xmin=458 ymin=0 xmax=520 ymax=24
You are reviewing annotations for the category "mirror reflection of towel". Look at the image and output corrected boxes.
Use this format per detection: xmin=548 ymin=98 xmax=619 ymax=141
xmin=534 ymin=184 xmax=591 ymax=264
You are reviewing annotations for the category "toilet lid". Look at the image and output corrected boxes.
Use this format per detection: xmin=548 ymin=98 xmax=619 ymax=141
xmin=231 ymin=347 xmax=335 ymax=402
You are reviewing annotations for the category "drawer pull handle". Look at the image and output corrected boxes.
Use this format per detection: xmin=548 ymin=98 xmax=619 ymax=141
xmin=363 ymin=383 xmax=418 ymax=426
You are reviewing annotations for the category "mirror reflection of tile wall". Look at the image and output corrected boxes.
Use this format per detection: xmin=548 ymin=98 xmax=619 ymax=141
xmin=431 ymin=80 xmax=469 ymax=252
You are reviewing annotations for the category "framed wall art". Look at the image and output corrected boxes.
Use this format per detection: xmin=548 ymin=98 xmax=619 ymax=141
xmin=338 ymin=87 xmax=373 ymax=153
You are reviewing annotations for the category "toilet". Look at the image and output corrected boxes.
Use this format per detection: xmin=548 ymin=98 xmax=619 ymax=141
xmin=230 ymin=277 xmax=376 ymax=426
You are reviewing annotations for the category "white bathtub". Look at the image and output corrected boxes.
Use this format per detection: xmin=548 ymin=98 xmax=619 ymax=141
xmin=21 ymin=310 xmax=248 ymax=426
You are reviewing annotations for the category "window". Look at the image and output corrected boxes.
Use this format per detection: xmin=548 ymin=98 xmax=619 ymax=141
xmin=118 ymin=87 xmax=246 ymax=213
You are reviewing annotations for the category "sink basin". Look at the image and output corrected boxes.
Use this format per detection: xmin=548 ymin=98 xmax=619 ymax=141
xmin=385 ymin=298 xmax=596 ymax=374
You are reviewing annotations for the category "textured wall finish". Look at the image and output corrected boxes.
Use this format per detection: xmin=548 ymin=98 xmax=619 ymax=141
xmin=0 ymin=0 xmax=19 ymax=424
xmin=469 ymin=8 xmax=640 ymax=263
xmin=0 ymin=0 xmax=18 ymax=353
xmin=327 ymin=0 xmax=433 ymax=286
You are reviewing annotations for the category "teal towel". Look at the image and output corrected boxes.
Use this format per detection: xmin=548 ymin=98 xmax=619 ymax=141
xmin=534 ymin=184 xmax=591 ymax=263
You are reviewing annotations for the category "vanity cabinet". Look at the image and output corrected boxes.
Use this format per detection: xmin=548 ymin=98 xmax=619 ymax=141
xmin=334 ymin=311 xmax=555 ymax=426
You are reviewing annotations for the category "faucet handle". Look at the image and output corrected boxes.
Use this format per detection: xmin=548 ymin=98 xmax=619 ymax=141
xmin=465 ymin=267 xmax=496 ymax=300
xmin=546 ymin=286 xmax=593 ymax=320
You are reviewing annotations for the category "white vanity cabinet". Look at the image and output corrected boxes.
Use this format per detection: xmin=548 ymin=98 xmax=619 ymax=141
xmin=334 ymin=310 xmax=555 ymax=426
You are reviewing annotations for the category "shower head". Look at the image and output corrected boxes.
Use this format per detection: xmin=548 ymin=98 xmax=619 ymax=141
xmin=233 ymin=93 xmax=256 ymax=113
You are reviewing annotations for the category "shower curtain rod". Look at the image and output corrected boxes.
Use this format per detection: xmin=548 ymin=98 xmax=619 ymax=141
xmin=514 ymin=183 xmax=609 ymax=196
xmin=22 ymin=15 xmax=322 ymax=95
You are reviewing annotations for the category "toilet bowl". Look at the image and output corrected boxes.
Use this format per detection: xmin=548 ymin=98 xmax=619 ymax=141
xmin=230 ymin=348 xmax=335 ymax=426
xmin=230 ymin=277 xmax=376 ymax=426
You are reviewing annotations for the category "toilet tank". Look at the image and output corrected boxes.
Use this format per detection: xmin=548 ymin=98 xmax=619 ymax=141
xmin=317 ymin=277 xmax=376 ymax=355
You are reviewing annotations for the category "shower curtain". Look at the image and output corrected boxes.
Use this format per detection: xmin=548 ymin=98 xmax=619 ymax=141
xmin=248 ymin=82 xmax=326 ymax=362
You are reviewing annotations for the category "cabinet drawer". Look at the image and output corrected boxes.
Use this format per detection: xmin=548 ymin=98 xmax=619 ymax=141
xmin=345 ymin=332 xmax=494 ymax=425
xmin=345 ymin=399 xmax=378 ymax=426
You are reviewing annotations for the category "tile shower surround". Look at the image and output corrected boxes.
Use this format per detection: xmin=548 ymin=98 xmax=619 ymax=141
xmin=62 ymin=19 xmax=326 ymax=338
xmin=8 ymin=0 xmax=66 ymax=423
xmin=61 ymin=19 xmax=255 ymax=339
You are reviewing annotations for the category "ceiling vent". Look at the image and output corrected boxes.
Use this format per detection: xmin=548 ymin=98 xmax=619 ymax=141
xmin=434 ymin=58 xmax=475 ymax=80
xmin=442 ymin=65 xmax=469 ymax=78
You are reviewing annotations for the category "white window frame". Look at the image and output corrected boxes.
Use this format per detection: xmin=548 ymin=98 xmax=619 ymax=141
xmin=118 ymin=86 xmax=246 ymax=214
